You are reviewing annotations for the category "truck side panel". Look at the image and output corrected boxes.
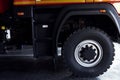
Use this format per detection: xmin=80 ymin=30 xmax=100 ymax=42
xmin=33 ymin=6 xmax=62 ymax=57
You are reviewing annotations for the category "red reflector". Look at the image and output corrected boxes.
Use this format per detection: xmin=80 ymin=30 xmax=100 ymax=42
xmin=17 ymin=12 xmax=24 ymax=16
xmin=99 ymin=10 xmax=106 ymax=13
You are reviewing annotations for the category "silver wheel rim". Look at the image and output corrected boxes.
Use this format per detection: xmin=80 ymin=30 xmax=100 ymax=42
xmin=74 ymin=40 xmax=103 ymax=67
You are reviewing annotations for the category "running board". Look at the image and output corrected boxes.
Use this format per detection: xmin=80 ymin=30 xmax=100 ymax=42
xmin=0 ymin=48 xmax=33 ymax=57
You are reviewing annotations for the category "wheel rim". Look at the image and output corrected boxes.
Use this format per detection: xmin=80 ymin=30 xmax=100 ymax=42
xmin=74 ymin=40 xmax=103 ymax=67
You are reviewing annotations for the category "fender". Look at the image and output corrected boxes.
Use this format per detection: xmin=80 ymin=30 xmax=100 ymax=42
xmin=53 ymin=3 xmax=120 ymax=56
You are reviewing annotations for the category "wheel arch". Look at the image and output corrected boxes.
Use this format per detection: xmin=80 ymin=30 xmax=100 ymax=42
xmin=53 ymin=3 xmax=120 ymax=56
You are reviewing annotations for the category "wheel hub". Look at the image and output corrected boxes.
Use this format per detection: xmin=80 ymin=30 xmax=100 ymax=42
xmin=74 ymin=40 xmax=103 ymax=67
xmin=80 ymin=45 xmax=96 ymax=62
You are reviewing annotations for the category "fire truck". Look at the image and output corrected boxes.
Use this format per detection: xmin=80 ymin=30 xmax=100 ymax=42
xmin=0 ymin=0 xmax=120 ymax=77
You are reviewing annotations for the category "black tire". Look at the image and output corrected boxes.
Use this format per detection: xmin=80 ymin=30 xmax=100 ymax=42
xmin=63 ymin=27 xmax=114 ymax=77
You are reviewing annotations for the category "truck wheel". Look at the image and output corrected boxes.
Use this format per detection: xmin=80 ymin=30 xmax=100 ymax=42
xmin=62 ymin=27 xmax=114 ymax=77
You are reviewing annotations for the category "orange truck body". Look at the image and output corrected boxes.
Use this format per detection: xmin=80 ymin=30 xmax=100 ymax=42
xmin=14 ymin=0 xmax=120 ymax=5
xmin=13 ymin=0 xmax=120 ymax=14
xmin=0 ymin=0 xmax=120 ymax=13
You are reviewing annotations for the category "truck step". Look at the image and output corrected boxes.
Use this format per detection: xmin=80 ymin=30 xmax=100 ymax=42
xmin=0 ymin=45 xmax=33 ymax=57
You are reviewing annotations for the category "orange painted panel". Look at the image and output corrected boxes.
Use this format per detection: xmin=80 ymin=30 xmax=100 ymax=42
xmin=86 ymin=0 xmax=94 ymax=2
xmin=36 ymin=0 xmax=85 ymax=5
xmin=13 ymin=0 xmax=120 ymax=6
xmin=14 ymin=0 xmax=35 ymax=5
xmin=36 ymin=0 xmax=120 ymax=5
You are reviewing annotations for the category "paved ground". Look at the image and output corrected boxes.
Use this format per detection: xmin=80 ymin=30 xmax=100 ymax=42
xmin=0 ymin=43 xmax=119 ymax=80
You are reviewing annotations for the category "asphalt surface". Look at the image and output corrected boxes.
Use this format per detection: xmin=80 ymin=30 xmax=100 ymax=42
xmin=0 ymin=43 xmax=119 ymax=80
xmin=0 ymin=57 xmax=96 ymax=80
